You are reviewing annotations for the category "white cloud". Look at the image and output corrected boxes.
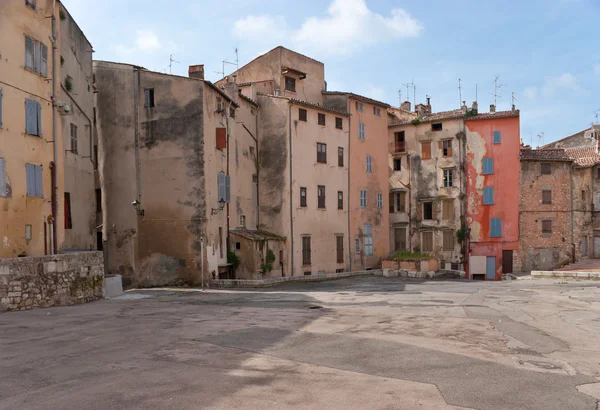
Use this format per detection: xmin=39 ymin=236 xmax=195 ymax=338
xmin=594 ymin=63 xmax=600 ymax=75
xmin=232 ymin=0 xmax=423 ymax=55
xmin=523 ymin=86 xmax=538 ymax=101
xmin=542 ymin=72 xmax=581 ymax=97
xmin=360 ymin=84 xmax=385 ymax=101
xmin=114 ymin=29 xmax=175 ymax=56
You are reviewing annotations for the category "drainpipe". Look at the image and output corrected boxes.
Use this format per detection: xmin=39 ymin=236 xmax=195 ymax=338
xmin=255 ymin=104 xmax=260 ymax=229
xmin=407 ymin=154 xmax=412 ymax=252
xmin=50 ymin=3 xmax=58 ymax=254
xmin=289 ymin=102 xmax=294 ymax=276
xmin=460 ymin=121 xmax=468 ymax=275
xmin=347 ymin=100 xmax=352 ymax=271
xmin=570 ymin=164 xmax=575 ymax=263
xmin=134 ymin=70 xmax=142 ymax=204
xmin=226 ymin=101 xmax=232 ymax=256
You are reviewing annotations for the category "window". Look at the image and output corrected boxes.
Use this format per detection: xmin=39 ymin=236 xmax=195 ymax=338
xmin=483 ymin=187 xmax=494 ymax=205
xmin=422 ymin=231 xmax=433 ymax=252
xmin=64 ymin=192 xmax=72 ymax=229
xmin=335 ymin=117 xmax=343 ymax=129
xmin=355 ymin=238 xmax=360 ymax=254
xmin=582 ymin=190 xmax=586 ymax=201
xmin=423 ymin=201 xmax=433 ymax=220
xmin=393 ymin=158 xmax=401 ymax=171
xmin=395 ymin=131 xmax=406 ymax=152
xmin=24 ymin=35 xmax=47 ymax=77
xmin=442 ymin=139 xmax=452 ymax=157
xmin=0 ymin=158 xmax=6 ymax=196
xmin=394 ymin=191 xmax=406 ymax=212
xmin=542 ymin=220 xmax=552 ymax=234
xmin=318 ymin=113 xmax=326 ymax=126
xmin=0 ymin=88 xmax=3 ymax=128
xmin=299 ymin=108 xmax=307 ymax=121
xmin=542 ymin=189 xmax=552 ymax=204
xmin=318 ymin=185 xmax=325 ymax=208
xmin=374 ymin=107 xmax=381 ymax=117
xmin=482 ymin=158 xmax=494 ymax=175
xmin=356 ymin=102 xmax=364 ymax=112
xmin=216 ymin=98 xmax=224 ymax=112
xmin=300 ymin=187 xmax=307 ymax=207
xmin=144 ymin=88 xmax=155 ymax=108
xmin=421 ymin=141 xmax=431 ymax=160
xmin=25 ymin=225 xmax=32 ymax=241
xmin=93 ymin=144 xmax=98 ymax=170
xmin=229 ymin=106 xmax=235 ymax=118
xmin=95 ymin=188 xmax=102 ymax=213
xmin=432 ymin=123 xmax=443 ymax=131
xmin=442 ymin=199 xmax=454 ymax=219
xmin=493 ymin=130 xmax=501 ymax=144
xmin=377 ymin=193 xmax=383 ymax=209
xmin=26 ymin=0 xmax=36 ymax=9
xmin=70 ymin=123 xmax=78 ymax=153
xmin=25 ymin=163 xmax=43 ymax=197
xmin=366 ymin=156 xmax=372 ymax=173
xmin=358 ymin=122 xmax=365 ymax=140
xmin=219 ymin=227 xmax=223 ymax=258
xmin=25 ymin=36 xmax=34 ymax=71
xmin=40 ymin=42 xmax=47 ymax=77
xmin=285 ymin=76 xmax=296 ymax=92
xmin=317 ymin=143 xmax=327 ymax=163
xmin=25 ymin=98 xmax=42 ymax=136
xmin=363 ymin=224 xmax=373 ymax=256
xmin=541 ymin=162 xmax=552 ymax=175
xmin=336 ymin=235 xmax=344 ymax=263
xmin=338 ymin=147 xmax=344 ymax=167
xmin=443 ymin=169 xmax=453 ymax=187
xmin=304 ymin=271 xmax=312 ymax=276
xmin=216 ymin=127 xmax=226 ymax=150
xmin=217 ymin=172 xmax=231 ymax=203
xmin=443 ymin=230 xmax=454 ymax=251
xmin=360 ymin=190 xmax=367 ymax=208
xmin=240 ymin=215 xmax=246 ymax=227
xmin=338 ymin=191 xmax=343 ymax=210
xmin=236 ymin=242 xmax=241 ymax=250
xmin=302 ymin=236 xmax=311 ymax=265
xmin=490 ymin=218 xmax=502 ymax=238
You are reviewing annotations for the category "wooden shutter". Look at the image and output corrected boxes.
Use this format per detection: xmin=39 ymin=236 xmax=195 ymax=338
xmin=36 ymin=100 xmax=42 ymax=136
xmin=216 ymin=128 xmax=226 ymax=150
xmin=542 ymin=190 xmax=552 ymax=204
xmin=26 ymin=164 xmax=34 ymax=196
xmin=447 ymin=141 xmax=453 ymax=157
xmin=541 ymin=163 xmax=552 ymax=175
xmin=336 ymin=236 xmax=344 ymax=263
xmin=422 ymin=232 xmax=433 ymax=251
xmin=491 ymin=218 xmax=502 ymax=238
xmin=421 ymin=142 xmax=431 ymax=159
xmin=493 ymin=131 xmax=501 ymax=144
xmin=0 ymin=158 xmax=5 ymax=196
xmin=443 ymin=199 xmax=454 ymax=219
xmin=542 ymin=220 xmax=552 ymax=233
xmin=483 ymin=187 xmax=494 ymax=205
xmin=443 ymin=230 xmax=454 ymax=251
xmin=25 ymin=99 xmax=36 ymax=135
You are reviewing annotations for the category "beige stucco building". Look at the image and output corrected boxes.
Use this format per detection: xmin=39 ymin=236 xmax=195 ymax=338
xmin=0 ymin=0 xmax=95 ymax=258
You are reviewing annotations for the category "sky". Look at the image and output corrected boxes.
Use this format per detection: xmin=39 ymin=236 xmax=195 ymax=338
xmin=62 ymin=0 xmax=600 ymax=145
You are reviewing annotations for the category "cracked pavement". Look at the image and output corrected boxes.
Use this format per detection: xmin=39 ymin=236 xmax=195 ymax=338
xmin=1 ymin=276 xmax=600 ymax=409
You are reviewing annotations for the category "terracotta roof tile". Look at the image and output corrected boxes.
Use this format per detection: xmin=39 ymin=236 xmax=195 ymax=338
xmin=565 ymin=147 xmax=600 ymax=167
xmin=238 ymin=92 xmax=258 ymax=106
xmin=322 ymin=91 xmax=390 ymax=108
xmin=520 ymin=148 xmax=572 ymax=161
xmin=464 ymin=110 xmax=520 ymax=121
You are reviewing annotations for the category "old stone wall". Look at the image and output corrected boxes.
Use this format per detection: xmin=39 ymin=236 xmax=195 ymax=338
xmin=0 ymin=251 xmax=104 ymax=312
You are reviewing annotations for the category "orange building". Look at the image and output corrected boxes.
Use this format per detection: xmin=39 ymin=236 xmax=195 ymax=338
xmin=465 ymin=109 xmax=520 ymax=279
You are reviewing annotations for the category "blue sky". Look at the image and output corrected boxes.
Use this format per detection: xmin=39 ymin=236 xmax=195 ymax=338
xmin=62 ymin=0 xmax=599 ymax=145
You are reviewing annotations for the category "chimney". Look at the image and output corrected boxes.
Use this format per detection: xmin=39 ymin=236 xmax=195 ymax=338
xmin=461 ymin=101 xmax=468 ymax=114
xmin=512 ymin=104 xmax=516 ymax=112
xmin=490 ymin=104 xmax=496 ymax=113
xmin=188 ymin=65 xmax=204 ymax=80
xmin=400 ymin=101 xmax=411 ymax=112
xmin=471 ymin=101 xmax=478 ymax=114
xmin=415 ymin=103 xmax=427 ymax=117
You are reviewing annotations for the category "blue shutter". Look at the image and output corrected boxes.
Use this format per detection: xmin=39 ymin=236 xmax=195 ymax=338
xmin=0 ymin=158 xmax=5 ymax=196
xmin=490 ymin=218 xmax=502 ymax=238
xmin=217 ymin=172 xmax=225 ymax=202
xmin=482 ymin=158 xmax=493 ymax=175
xmin=0 ymin=88 xmax=3 ymax=128
xmin=25 ymin=99 xmax=36 ymax=134
xmin=225 ymin=175 xmax=231 ymax=203
xmin=493 ymin=131 xmax=501 ymax=144
xmin=26 ymin=164 xmax=34 ymax=196
xmin=483 ymin=187 xmax=494 ymax=205
xmin=36 ymin=100 xmax=42 ymax=136
xmin=35 ymin=165 xmax=43 ymax=197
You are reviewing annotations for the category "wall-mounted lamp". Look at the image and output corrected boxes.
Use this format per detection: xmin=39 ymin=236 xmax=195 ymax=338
xmin=132 ymin=199 xmax=144 ymax=216
xmin=211 ymin=199 xmax=226 ymax=215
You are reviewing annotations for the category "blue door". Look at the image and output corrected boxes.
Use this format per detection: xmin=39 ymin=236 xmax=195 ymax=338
xmin=486 ymin=257 xmax=496 ymax=280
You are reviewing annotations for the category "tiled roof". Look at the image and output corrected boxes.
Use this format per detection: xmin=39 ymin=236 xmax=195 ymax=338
xmin=541 ymin=129 xmax=588 ymax=149
xmin=229 ymin=230 xmax=284 ymax=241
xmin=565 ymin=147 xmax=600 ymax=167
xmin=322 ymin=91 xmax=391 ymax=108
xmin=238 ymin=92 xmax=258 ymax=106
xmin=389 ymin=109 xmax=463 ymax=126
xmin=204 ymin=81 xmax=239 ymax=108
xmin=289 ymin=98 xmax=350 ymax=116
xmin=464 ymin=110 xmax=520 ymax=121
xmin=520 ymin=148 xmax=572 ymax=161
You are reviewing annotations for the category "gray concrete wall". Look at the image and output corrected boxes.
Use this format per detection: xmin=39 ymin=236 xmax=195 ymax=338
xmin=0 ymin=251 xmax=104 ymax=311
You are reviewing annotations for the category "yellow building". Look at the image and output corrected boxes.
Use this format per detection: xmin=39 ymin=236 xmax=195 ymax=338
xmin=0 ymin=0 xmax=95 ymax=258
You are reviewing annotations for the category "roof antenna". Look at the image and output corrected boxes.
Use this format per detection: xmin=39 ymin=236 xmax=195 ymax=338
xmin=402 ymin=82 xmax=411 ymax=104
xmin=537 ymin=132 xmax=545 ymax=148
xmin=398 ymin=89 xmax=402 ymax=107
xmin=490 ymin=76 xmax=503 ymax=107
xmin=511 ymin=92 xmax=518 ymax=110
xmin=594 ymin=109 xmax=600 ymax=124
xmin=458 ymin=78 xmax=462 ymax=108
xmin=168 ymin=54 xmax=179 ymax=74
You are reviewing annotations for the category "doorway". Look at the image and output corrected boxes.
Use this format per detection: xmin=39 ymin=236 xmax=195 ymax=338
xmin=394 ymin=227 xmax=407 ymax=251
xmin=502 ymin=250 xmax=513 ymax=274
xmin=595 ymin=236 xmax=600 ymax=259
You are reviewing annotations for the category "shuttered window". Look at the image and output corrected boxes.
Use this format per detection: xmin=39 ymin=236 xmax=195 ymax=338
xmin=443 ymin=230 xmax=454 ymax=251
xmin=0 ymin=158 xmax=6 ymax=197
xmin=493 ymin=130 xmax=501 ymax=144
xmin=354 ymin=238 xmax=360 ymax=254
xmin=542 ymin=220 xmax=552 ymax=234
xmin=483 ymin=187 xmax=494 ymax=205
xmin=338 ymin=147 xmax=343 ymax=167
xmin=70 ymin=123 xmax=78 ymax=153
xmin=360 ymin=189 xmax=366 ymax=208
xmin=541 ymin=163 xmax=552 ymax=175
xmin=363 ymin=224 xmax=373 ymax=256
xmin=302 ymin=236 xmax=311 ymax=265
xmin=300 ymin=187 xmax=307 ymax=207
xmin=25 ymin=98 xmax=41 ymax=136
xmin=26 ymin=163 xmax=43 ymax=197
xmin=490 ymin=218 xmax=502 ymax=238
xmin=358 ymin=122 xmax=365 ymax=140
xmin=542 ymin=189 xmax=552 ymax=204
xmin=337 ymin=191 xmax=343 ymax=210
xmin=442 ymin=139 xmax=452 ymax=157
xmin=317 ymin=143 xmax=327 ymax=163
xmin=24 ymin=36 xmax=47 ymax=76
xmin=422 ymin=231 xmax=433 ymax=252
xmin=336 ymin=235 xmax=344 ymax=263
xmin=318 ymin=185 xmax=325 ymax=208
xmin=366 ymin=155 xmax=372 ymax=173
xmin=442 ymin=199 xmax=454 ymax=219
xmin=395 ymin=132 xmax=406 ymax=153
xmin=217 ymin=172 xmax=231 ymax=203
xmin=335 ymin=117 xmax=343 ymax=129
xmin=40 ymin=43 xmax=48 ymax=77
xmin=318 ymin=113 xmax=326 ymax=126
xmin=377 ymin=193 xmax=383 ymax=209
xmin=421 ymin=141 xmax=431 ymax=160
xmin=395 ymin=191 xmax=406 ymax=212
xmin=357 ymin=102 xmax=364 ymax=112
xmin=299 ymin=108 xmax=307 ymax=121
xmin=482 ymin=158 xmax=494 ymax=175
xmin=25 ymin=36 xmax=35 ymax=70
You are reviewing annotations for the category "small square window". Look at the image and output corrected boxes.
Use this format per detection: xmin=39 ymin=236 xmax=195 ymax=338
xmin=144 ymin=88 xmax=155 ymax=108
xmin=432 ymin=123 xmax=442 ymax=131
xmin=299 ymin=108 xmax=307 ymax=122
xmin=25 ymin=224 xmax=32 ymax=241
xmin=235 ymin=242 xmax=241 ymax=250
xmin=285 ymin=76 xmax=296 ymax=92
xmin=357 ymin=102 xmax=364 ymax=112
xmin=318 ymin=113 xmax=326 ymax=126
xmin=393 ymin=158 xmax=401 ymax=171
xmin=335 ymin=117 xmax=343 ymax=129
xmin=541 ymin=162 xmax=552 ymax=175
xmin=542 ymin=220 xmax=552 ymax=234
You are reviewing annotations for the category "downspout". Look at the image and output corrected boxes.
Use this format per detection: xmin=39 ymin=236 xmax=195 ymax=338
xmin=226 ymin=101 xmax=232 ymax=254
xmin=461 ymin=121 xmax=468 ymax=275
xmin=134 ymin=70 xmax=142 ymax=204
xmin=570 ymin=164 xmax=575 ymax=263
xmin=255 ymin=105 xmax=260 ymax=229
xmin=347 ymin=99 xmax=352 ymax=271
xmin=407 ymin=154 xmax=412 ymax=251
xmin=289 ymin=102 xmax=294 ymax=276
xmin=50 ymin=2 xmax=58 ymax=254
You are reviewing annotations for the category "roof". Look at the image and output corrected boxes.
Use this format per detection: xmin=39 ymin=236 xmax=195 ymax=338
xmin=238 ymin=92 xmax=258 ymax=106
xmin=541 ymin=126 xmax=598 ymax=150
xmin=204 ymin=81 xmax=239 ymax=108
xmin=322 ymin=91 xmax=391 ymax=108
xmin=464 ymin=110 xmax=520 ymax=121
xmin=520 ymin=148 xmax=572 ymax=162
xmin=388 ymin=109 xmax=519 ymax=127
xmin=289 ymin=98 xmax=350 ymax=116
xmin=281 ymin=67 xmax=307 ymax=79
xmin=565 ymin=147 xmax=600 ymax=167
xmin=229 ymin=230 xmax=284 ymax=241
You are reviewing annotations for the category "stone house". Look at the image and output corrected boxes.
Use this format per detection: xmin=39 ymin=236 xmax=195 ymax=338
xmin=0 ymin=0 xmax=96 ymax=258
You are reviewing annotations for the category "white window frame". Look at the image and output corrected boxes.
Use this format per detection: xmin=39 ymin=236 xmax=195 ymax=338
xmin=377 ymin=193 xmax=383 ymax=209
xmin=360 ymin=189 xmax=367 ymax=208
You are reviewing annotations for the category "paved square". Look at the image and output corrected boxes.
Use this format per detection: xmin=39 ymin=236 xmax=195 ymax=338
xmin=1 ymin=277 xmax=600 ymax=409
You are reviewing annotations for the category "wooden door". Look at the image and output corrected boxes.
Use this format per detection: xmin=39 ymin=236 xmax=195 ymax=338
xmin=502 ymin=250 xmax=513 ymax=274
xmin=394 ymin=227 xmax=407 ymax=251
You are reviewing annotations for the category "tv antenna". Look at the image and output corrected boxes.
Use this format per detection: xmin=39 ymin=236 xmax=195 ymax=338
xmin=215 ymin=48 xmax=239 ymax=79
xmin=489 ymin=76 xmax=504 ymax=106
xmin=398 ymin=89 xmax=402 ymax=107
xmin=511 ymin=92 xmax=518 ymax=109
xmin=458 ymin=78 xmax=462 ymax=108
xmin=168 ymin=54 xmax=180 ymax=74
xmin=594 ymin=109 xmax=600 ymax=124
xmin=537 ymin=132 xmax=545 ymax=148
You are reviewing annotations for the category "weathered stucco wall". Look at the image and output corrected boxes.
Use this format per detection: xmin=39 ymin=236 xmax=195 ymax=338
xmin=0 ymin=251 xmax=104 ymax=311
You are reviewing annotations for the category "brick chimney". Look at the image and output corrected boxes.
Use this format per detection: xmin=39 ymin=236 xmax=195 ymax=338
xmin=490 ymin=104 xmax=496 ymax=113
xmin=188 ymin=65 xmax=204 ymax=80
xmin=471 ymin=101 xmax=478 ymax=114
xmin=400 ymin=101 xmax=411 ymax=112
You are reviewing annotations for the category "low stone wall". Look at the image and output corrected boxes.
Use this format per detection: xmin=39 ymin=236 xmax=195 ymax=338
xmin=0 ymin=252 xmax=104 ymax=312
xmin=532 ymin=271 xmax=600 ymax=280
xmin=211 ymin=270 xmax=382 ymax=288
xmin=381 ymin=258 xmax=439 ymax=272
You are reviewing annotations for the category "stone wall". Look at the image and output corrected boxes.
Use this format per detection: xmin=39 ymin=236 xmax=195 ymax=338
xmin=0 ymin=252 xmax=104 ymax=312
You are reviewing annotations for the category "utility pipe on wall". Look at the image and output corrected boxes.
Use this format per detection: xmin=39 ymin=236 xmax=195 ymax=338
xmin=50 ymin=2 xmax=59 ymax=254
